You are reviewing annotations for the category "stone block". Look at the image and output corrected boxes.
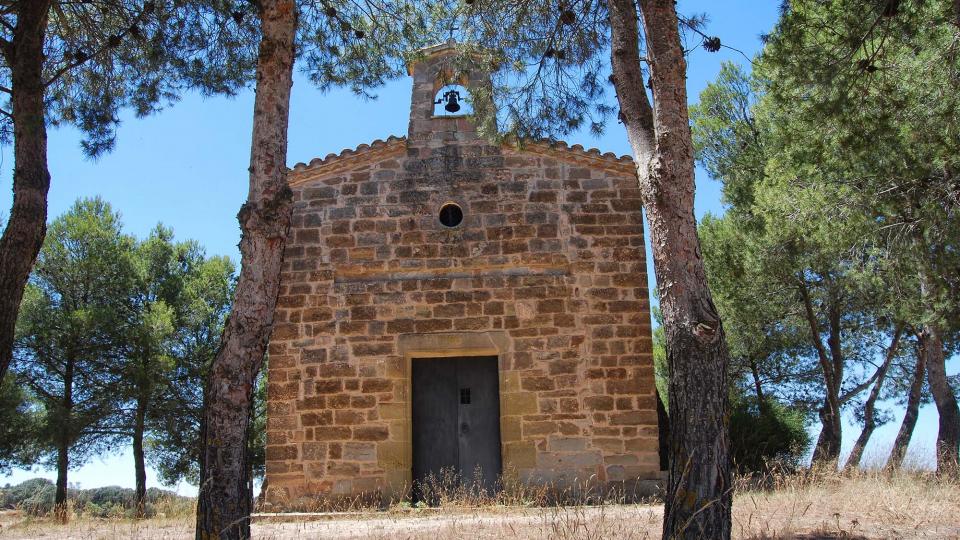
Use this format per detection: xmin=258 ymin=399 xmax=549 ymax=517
xmin=327 ymin=394 xmax=350 ymax=408
xmin=502 ymin=392 xmax=538 ymax=416
xmin=539 ymin=451 xmax=601 ymax=469
xmin=377 ymin=441 xmax=408 ymax=469
xmin=379 ymin=402 xmax=406 ymax=420
xmin=266 ymin=444 xmax=298 ymax=461
xmin=354 ymin=426 xmax=390 ymax=441
xmin=343 ymin=442 xmax=377 ymax=462
xmin=593 ymin=438 xmax=625 ymax=453
xmin=302 ymin=442 xmax=327 ymax=461
xmin=362 ymin=378 xmax=393 ymax=393
xmin=501 ymin=416 xmax=522 ymax=442
xmin=315 ymin=380 xmax=342 ymax=394
xmin=302 ymin=411 xmax=333 ymax=427
xmin=269 ymin=382 xmax=299 ymax=401
xmin=606 ymin=376 xmax=652 ymax=395
xmin=549 ymin=437 xmax=588 ymax=453
xmin=520 ymin=376 xmax=555 ymax=391
xmin=504 ymin=441 xmax=537 ymax=469
xmin=315 ymin=362 xmax=355 ymax=378
xmin=610 ymin=411 xmax=656 ymax=426
xmin=314 ymin=427 xmax=351 ymax=441
xmin=335 ymin=410 xmax=366 ymax=425
xmin=351 ymin=395 xmax=377 ymax=409
xmin=327 ymin=462 xmax=360 ymax=476
xmin=625 ymin=437 xmax=659 ymax=453
xmin=352 ymin=342 xmax=395 ymax=356
xmin=524 ymin=421 xmax=558 ymax=436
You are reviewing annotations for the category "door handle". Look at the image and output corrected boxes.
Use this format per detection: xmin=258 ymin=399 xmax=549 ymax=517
xmin=460 ymin=422 xmax=469 ymax=434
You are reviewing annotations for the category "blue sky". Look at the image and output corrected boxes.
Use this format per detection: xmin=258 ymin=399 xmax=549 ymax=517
xmin=1 ymin=1 xmax=953 ymax=494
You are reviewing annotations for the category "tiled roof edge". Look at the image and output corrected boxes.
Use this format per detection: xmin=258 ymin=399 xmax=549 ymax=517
xmin=286 ymin=134 xmax=637 ymax=180
xmin=288 ymin=136 xmax=406 ymax=176
xmin=509 ymin=138 xmax=635 ymax=172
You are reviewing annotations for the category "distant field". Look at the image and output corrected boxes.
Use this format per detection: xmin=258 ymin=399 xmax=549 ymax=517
xmin=1 ymin=469 xmax=958 ymax=539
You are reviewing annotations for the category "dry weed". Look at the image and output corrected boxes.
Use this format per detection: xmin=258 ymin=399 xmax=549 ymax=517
xmin=732 ymin=465 xmax=960 ymax=539
xmin=1 ymin=468 xmax=957 ymax=539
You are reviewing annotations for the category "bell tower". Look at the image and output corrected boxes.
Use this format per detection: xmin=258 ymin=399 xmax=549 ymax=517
xmin=406 ymin=40 xmax=490 ymax=148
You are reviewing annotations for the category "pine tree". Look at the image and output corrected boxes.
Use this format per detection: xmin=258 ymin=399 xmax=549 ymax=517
xmin=0 ymin=0 xmax=256 ymax=385
xmin=13 ymin=198 xmax=137 ymax=522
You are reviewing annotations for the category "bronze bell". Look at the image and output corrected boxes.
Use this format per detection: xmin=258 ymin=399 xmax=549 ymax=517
xmin=436 ymin=90 xmax=461 ymax=113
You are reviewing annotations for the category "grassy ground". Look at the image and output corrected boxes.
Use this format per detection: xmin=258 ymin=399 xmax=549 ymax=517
xmin=1 ymin=469 xmax=957 ymax=539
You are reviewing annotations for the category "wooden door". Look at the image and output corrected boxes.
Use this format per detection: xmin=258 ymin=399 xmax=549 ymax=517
xmin=411 ymin=355 xmax=502 ymax=500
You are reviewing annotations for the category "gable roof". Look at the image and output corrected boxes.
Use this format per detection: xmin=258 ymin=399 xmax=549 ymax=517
xmin=287 ymin=136 xmax=636 ymax=186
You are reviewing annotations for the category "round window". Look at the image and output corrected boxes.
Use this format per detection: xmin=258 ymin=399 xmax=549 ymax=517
xmin=438 ymin=202 xmax=463 ymax=228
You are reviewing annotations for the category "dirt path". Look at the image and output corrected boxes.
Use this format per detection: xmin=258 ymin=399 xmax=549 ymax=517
xmin=2 ymin=473 xmax=958 ymax=539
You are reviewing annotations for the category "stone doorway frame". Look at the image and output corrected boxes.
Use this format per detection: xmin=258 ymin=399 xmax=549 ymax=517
xmin=394 ymin=331 xmax=511 ymax=492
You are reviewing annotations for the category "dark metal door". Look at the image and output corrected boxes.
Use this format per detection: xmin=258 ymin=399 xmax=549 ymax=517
xmin=411 ymin=355 xmax=502 ymax=499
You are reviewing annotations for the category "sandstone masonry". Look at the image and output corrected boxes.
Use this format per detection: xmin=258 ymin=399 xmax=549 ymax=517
xmin=265 ymin=42 xmax=661 ymax=506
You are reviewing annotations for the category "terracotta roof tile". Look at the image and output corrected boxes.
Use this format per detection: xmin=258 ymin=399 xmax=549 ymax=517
xmin=525 ymin=139 xmax=634 ymax=164
xmin=287 ymin=135 xmax=635 ymax=176
xmin=289 ymin=136 xmax=406 ymax=173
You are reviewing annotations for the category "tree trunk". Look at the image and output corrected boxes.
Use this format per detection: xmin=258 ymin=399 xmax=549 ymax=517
xmin=800 ymin=286 xmax=844 ymax=467
xmin=0 ymin=0 xmax=53 ymax=383
xmin=812 ymin=399 xmax=842 ymax=465
xmin=608 ymin=1 xmax=732 ymax=538
xmin=55 ymin=357 xmax=74 ymax=523
xmin=194 ymin=1 xmax=296 ymax=538
xmin=656 ymin=388 xmax=670 ymax=472
xmin=55 ymin=437 xmax=69 ymax=523
xmin=921 ymin=322 xmax=960 ymax=471
xmin=134 ymin=396 xmax=148 ymax=519
xmin=887 ymin=337 xmax=926 ymax=469
xmin=845 ymin=325 xmax=902 ymax=469
xmin=749 ymin=358 xmax=767 ymax=412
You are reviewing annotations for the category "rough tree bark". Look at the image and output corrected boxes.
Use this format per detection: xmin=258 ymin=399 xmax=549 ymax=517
xmin=799 ymin=283 xmax=844 ymax=466
xmin=0 ymin=0 xmax=53 ymax=383
xmin=812 ymin=404 xmax=842 ymax=464
xmin=55 ymin=356 xmax=74 ymax=523
xmin=194 ymin=0 xmax=296 ymax=538
xmin=844 ymin=325 xmax=902 ymax=469
xmin=55 ymin=436 xmax=69 ymax=522
xmin=607 ymin=1 xmax=732 ymax=538
xmin=915 ymin=232 xmax=959 ymax=472
xmin=887 ymin=335 xmax=926 ymax=469
xmin=133 ymin=395 xmax=148 ymax=518
xmin=920 ymin=320 xmax=960 ymax=471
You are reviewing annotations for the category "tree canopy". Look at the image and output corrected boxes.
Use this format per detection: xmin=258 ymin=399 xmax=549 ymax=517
xmin=7 ymin=197 xmax=236 ymax=517
xmin=691 ymin=0 xmax=960 ymax=469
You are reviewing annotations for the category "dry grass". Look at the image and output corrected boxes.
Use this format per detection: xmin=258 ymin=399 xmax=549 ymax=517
xmin=730 ymin=466 xmax=960 ymax=539
xmin=1 ymin=469 xmax=958 ymax=539
xmin=258 ymin=466 xmax=651 ymax=513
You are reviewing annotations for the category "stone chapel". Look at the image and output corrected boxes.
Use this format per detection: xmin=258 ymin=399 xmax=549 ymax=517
xmin=264 ymin=41 xmax=663 ymax=506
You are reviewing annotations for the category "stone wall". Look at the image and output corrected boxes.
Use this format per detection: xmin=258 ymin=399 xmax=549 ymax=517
xmin=264 ymin=45 xmax=660 ymax=506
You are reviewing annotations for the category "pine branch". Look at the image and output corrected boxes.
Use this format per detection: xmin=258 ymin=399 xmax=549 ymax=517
xmin=44 ymin=2 xmax=154 ymax=88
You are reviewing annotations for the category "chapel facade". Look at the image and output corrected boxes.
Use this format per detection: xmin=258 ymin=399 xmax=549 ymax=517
xmin=264 ymin=42 xmax=663 ymax=506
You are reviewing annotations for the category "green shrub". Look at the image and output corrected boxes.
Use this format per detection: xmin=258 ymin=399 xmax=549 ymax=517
xmin=730 ymin=395 xmax=809 ymax=474
xmin=0 ymin=478 xmax=57 ymax=515
xmin=0 ymin=478 xmax=192 ymax=518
